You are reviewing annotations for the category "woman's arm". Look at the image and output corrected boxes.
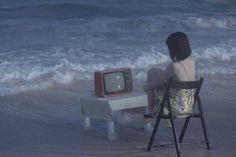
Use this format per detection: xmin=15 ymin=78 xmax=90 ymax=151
xmin=144 ymin=63 xmax=175 ymax=90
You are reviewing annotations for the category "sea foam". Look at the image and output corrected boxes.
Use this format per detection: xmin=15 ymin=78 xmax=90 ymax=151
xmin=0 ymin=0 xmax=236 ymax=95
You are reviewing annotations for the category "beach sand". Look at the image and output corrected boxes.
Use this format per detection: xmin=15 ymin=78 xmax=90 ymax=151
xmin=0 ymin=74 xmax=236 ymax=157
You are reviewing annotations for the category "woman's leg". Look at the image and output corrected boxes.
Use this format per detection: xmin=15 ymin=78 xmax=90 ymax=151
xmin=145 ymin=67 xmax=164 ymax=113
xmin=144 ymin=67 xmax=164 ymax=130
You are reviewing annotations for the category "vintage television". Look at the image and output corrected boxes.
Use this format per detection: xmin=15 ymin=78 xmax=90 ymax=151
xmin=94 ymin=68 xmax=133 ymax=97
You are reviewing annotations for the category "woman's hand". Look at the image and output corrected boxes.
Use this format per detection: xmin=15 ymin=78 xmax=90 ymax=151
xmin=144 ymin=81 xmax=166 ymax=91
xmin=143 ymin=84 xmax=152 ymax=91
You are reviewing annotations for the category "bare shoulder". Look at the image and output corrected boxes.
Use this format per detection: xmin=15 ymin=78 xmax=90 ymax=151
xmin=172 ymin=61 xmax=181 ymax=69
xmin=187 ymin=56 xmax=195 ymax=63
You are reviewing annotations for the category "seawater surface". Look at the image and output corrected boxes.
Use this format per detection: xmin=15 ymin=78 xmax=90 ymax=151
xmin=0 ymin=0 xmax=236 ymax=95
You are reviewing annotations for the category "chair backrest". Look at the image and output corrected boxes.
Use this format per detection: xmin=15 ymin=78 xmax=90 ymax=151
xmin=162 ymin=78 xmax=204 ymax=114
xmin=169 ymin=77 xmax=203 ymax=93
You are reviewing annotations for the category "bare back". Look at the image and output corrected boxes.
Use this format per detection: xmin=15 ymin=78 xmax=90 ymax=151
xmin=172 ymin=57 xmax=195 ymax=81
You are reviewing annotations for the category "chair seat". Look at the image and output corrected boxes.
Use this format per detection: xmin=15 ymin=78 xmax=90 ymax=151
xmin=144 ymin=112 xmax=201 ymax=119
xmin=173 ymin=113 xmax=202 ymax=118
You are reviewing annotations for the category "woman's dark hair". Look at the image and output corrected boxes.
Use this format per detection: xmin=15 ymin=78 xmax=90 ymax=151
xmin=166 ymin=32 xmax=191 ymax=62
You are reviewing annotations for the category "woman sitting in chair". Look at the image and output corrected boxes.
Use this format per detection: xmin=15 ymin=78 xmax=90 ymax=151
xmin=144 ymin=32 xmax=195 ymax=117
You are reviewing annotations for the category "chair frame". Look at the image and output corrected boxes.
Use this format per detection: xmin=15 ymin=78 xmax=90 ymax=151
xmin=145 ymin=78 xmax=210 ymax=157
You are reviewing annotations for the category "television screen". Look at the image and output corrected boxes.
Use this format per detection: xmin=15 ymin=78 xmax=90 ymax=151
xmin=104 ymin=72 xmax=125 ymax=93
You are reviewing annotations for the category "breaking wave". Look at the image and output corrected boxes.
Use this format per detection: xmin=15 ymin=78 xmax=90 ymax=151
xmin=0 ymin=0 xmax=236 ymax=95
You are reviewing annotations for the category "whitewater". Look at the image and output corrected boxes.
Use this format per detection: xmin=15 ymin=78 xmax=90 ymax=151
xmin=0 ymin=0 xmax=236 ymax=95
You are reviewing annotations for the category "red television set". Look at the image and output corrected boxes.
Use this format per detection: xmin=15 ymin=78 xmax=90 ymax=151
xmin=94 ymin=68 xmax=133 ymax=97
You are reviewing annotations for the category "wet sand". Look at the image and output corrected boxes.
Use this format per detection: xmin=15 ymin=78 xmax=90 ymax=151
xmin=0 ymin=74 xmax=235 ymax=157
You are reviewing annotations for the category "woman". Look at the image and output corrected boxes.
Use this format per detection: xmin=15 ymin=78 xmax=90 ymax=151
xmin=144 ymin=32 xmax=195 ymax=116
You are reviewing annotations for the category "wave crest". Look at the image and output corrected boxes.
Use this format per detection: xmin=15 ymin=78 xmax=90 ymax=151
xmin=187 ymin=17 xmax=236 ymax=29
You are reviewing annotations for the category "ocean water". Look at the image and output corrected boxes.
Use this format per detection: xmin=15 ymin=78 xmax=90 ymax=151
xmin=0 ymin=0 xmax=236 ymax=95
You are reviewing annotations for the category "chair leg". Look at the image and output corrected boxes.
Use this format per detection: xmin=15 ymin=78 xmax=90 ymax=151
xmin=179 ymin=117 xmax=191 ymax=143
xmin=169 ymin=114 xmax=181 ymax=157
xmin=200 ymin=116 xmax=211 ymax=149
xmin=146 ymin=114 xmax=162 ymax=151
xmin=197 ymin=96 xmax=211 ymax=149
xmin=146 ymin=101 xmax=167 ymax=151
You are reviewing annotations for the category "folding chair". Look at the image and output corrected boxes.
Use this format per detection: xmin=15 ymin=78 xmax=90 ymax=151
xmin=145 ymin=78 xmax=210 ymax=157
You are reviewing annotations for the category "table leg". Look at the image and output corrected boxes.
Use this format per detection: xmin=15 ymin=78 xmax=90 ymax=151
xmin=107 ymin=120 xmax=116 ymax=140
xmin=83 ymin=116 xmax=94 ymax=131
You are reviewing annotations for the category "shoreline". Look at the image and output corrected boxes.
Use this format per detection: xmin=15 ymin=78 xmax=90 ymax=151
xmin=0 ymin=73 xmax=236 ymax=157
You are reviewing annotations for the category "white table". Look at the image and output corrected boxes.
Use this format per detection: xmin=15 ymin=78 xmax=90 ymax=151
xmin=80 ymin=93 xmax=148 ymax=140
